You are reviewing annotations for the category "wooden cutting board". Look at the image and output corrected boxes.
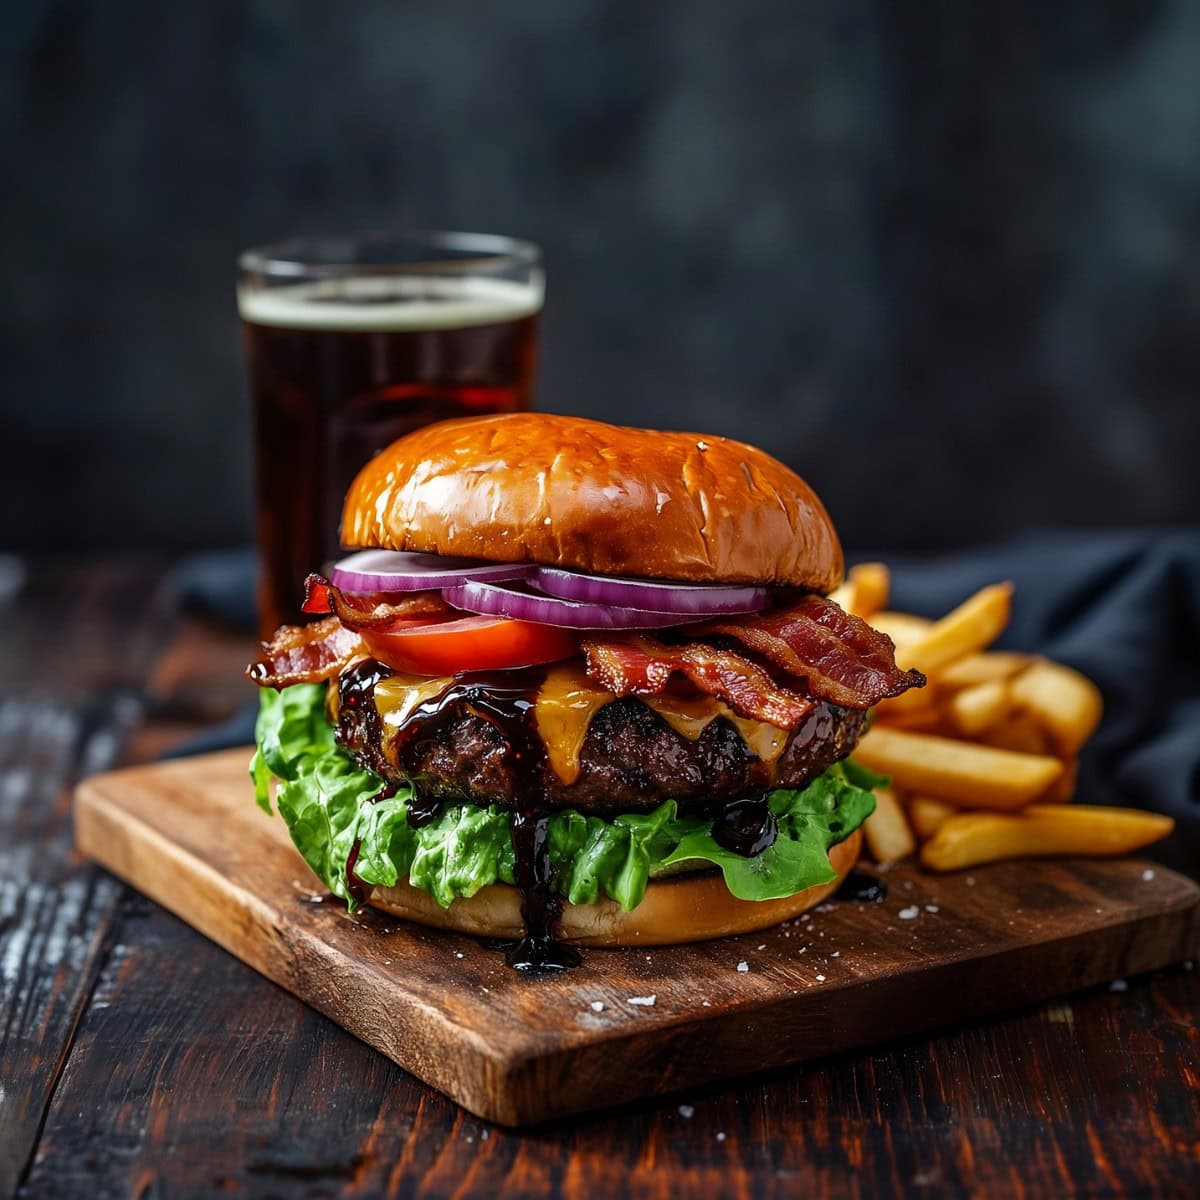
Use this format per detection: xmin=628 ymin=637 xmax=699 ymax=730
xmin=75 ymin=748 xmax=1199 ymax=1126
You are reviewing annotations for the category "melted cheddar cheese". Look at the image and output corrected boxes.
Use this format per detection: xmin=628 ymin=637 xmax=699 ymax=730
xmin=643 ymin=694 xmax=789 ymax=768
xmin=373 ymin=673 xmax=457 ymax=727
xmin=533 ymin=663 xmax=615 ymax=785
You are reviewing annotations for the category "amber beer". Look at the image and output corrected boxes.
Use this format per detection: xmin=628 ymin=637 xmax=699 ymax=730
xmin=239 ymin=235 xmax=542 ymax=638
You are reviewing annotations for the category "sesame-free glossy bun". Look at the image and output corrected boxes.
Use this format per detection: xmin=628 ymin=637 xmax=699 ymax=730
xmin=341 ymin=413 xmax=843 ymax=591
xmin=362 ymin=829 xmax=860 ymax=946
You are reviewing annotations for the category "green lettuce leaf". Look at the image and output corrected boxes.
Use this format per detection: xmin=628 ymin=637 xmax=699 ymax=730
xmin=249 ymin=684 xmax=883 ymax=912
xmin=250 ymin=683 xmax=340 ymax=813
xmin=658 ymin=761 xmax=881 ymax=900
xmin=275 ymin=755 xmax=380 ymax=904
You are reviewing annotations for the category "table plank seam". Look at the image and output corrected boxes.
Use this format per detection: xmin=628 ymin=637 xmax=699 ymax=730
xmin=13 ymin=870 xmax=126 ymax=1198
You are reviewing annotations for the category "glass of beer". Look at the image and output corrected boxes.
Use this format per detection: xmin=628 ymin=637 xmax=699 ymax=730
xmin=238 ymin=232 xmax=543 ymax=639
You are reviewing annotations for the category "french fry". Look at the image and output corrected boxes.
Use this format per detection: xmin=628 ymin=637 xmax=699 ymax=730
xmin=852 ymin=574 xmax=1140 ymax=877
xmin=901 ymin=583 xmax=1014 ymax=677
xmin=946 ymin=678 xmax=1013 ymax=737
xmin=869 ymin=611 xmax=934 ymax=648
xmin=938 ymin=651 xmax=1032 ymax=689
xmin=874 ymin=704 xmax=951 ymax=735
xmin=921 ymin=805 xmax=1175 ymax=872
xmin=908 ymin=795 xmax=957 ymax=840
xmin=1009 ymin=659 xmax=1103 ymax=757
xmin=874 ymin=583 xmax=1014 ymax=718
xmin=874 ymin=685 xmax=943 ymax=718
xmin=854 ymin=726 xmax=1063 ymax=810
xmin=980 ymin=712 xmax=1052 ymax=756
xmin=827 ymin=578 xmax=857 ymax=614
xmin=847 ymin=562 xmax=890 ymax=619
xmin=863 ymin=787 xmax=916 ymax=864
xmin=1040 ymin=759 xmax=1078 ymax=804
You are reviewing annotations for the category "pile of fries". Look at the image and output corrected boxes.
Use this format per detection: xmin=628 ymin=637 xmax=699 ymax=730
xmin=830 ymin=565 xmax=1174 ymax=871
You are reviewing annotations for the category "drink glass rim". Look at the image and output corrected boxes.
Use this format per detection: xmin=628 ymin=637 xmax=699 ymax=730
xmin=239 ymin=230 xmax=541 ymax=279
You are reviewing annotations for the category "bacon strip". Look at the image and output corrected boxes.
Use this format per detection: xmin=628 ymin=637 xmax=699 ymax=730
xmin=581 ymin=634 xmax=815 ymax=728
xmin=301 ymin=573 xmax=453 ymax=631
xmin=247 ymin=616 xmax=363 ymax=689
xmin=695 ymin=594 xmax=924 ymax=709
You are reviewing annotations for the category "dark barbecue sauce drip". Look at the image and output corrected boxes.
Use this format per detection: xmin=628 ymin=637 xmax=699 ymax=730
xmin=345 ymin=839 xmax=369 ymax=906
xmin=419 ymin=674 xmax=580 ymax=971
xmin=711 ymin=793 xmax=778 ymax=857
xmin=506 ymin=811 xmax=582 ymax=972
xmin=835 ymin=868 xmax=888 ymax=903
xmin=405 ymin=792 xmax=444 ymax=829
xmin=337 ymin=662 xmax=403 ymax=901
xmin=339 ymin=663 xmax=579 ymax=970
xmin=336 ymin=658 xmax=395 ymax=781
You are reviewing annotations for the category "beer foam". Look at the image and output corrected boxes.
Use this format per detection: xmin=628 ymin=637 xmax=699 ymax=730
xmin=238 ymin=274 xmax=543 ymax=331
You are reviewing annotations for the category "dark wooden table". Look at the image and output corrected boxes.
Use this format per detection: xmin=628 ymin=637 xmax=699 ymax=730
xmin=3 ymin=558 xmax=1198 ymax=1199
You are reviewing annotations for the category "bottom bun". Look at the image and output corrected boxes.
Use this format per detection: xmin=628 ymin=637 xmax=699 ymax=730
xmin=365 ymin=828 xmax=861 ymax=947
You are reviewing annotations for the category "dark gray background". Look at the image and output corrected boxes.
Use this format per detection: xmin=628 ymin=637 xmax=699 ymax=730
xmin=5 ymin=0 xmax=1199 ymax=554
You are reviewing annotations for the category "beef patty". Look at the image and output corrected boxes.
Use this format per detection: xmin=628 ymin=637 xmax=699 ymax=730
xmin=333 ymin=660 xmax=868 ymax=817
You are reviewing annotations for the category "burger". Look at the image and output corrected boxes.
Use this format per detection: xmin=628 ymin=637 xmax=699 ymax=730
xmin=248 ymin=413 xmax=924 ymax=969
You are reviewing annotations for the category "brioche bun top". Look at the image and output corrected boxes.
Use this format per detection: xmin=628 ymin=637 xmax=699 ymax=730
xmin=341 ymin=413 xmax=843 ymax=591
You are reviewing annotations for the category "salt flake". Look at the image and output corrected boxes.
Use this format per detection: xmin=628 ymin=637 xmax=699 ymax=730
xmin=628 ymin=994 xmax=656 ymax=1006
xmin=898 ymin=906 xmax=920 ymax=920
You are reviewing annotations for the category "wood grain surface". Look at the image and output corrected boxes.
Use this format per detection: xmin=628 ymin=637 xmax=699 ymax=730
xmin=4 ymin=559 xmax=1199 ymax=1198
xmin=75 ymin=747 xmax=1200 ymax=1126
xmin=0 ymin=559 xmax=170 ymax=1198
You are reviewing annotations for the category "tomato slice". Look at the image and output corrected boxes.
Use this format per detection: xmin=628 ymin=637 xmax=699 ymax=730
xmin=360 ymin=615 xmax=576 ymax=675
xmin=300 ymin=574 xmax=334 ymax=614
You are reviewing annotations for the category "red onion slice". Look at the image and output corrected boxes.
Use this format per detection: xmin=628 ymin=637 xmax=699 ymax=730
xmin=330 ymin=550 xmax=533 ymax=593
xmin=532 ymin=566 xmax=768 ymax=615
xmin=442 ymin=580 xmax=707 ymax=629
